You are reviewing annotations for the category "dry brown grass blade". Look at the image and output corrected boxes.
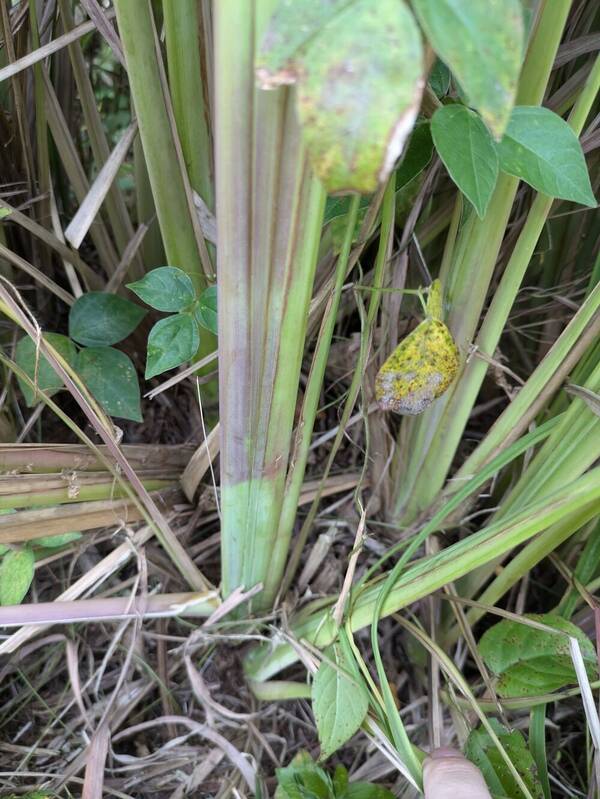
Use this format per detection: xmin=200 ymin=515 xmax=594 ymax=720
xmin=105 ymin=223 xmax=149 ymax=293
xmin=0 ymin=11 xmax=116 ymax=83
xmin=82 ymin=724 xmax=110 ymax=799
xmin=79 ymin=0 xmax=125 ymax=66
xmin=0 ymin=591 xmax=219 ymax=627
xmin=181 ymin=425 xmax=220 ymax=501
xmin=0 ymin=200 xmax=102 ymax=290
xmin=0 ymin=242 xmax=75 ymax=304
xmin=65 ymin=120 xmax=138 ymax=249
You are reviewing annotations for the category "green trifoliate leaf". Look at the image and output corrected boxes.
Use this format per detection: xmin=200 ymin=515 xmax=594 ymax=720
xmin=145 ymin=314 xmax=199 ymax=379
xmin=396 ymin=121 xmax=434 ymax=189
xmin=127 ymin=266 xmax=196 ymax=312
xmin=69 ymin=292 xmax=146 ymax=347
xmin=431 ymin=105 xmax=499 ymax=218
xmin=0 ymin=548 xmax=35 ymax=605
xmin=194 ymin=285 xmax=218 ymax=335
xmin=15 ymin=333 xmax=77 ymax=407
xmin=77 ymin=347 xmax=142 ymax=422
xmin=498 ymin=106 xmax=596 ymax=207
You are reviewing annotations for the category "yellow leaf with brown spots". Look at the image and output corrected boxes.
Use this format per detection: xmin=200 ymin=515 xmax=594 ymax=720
xmin=375 ymin=282 xmax=459 ymax=415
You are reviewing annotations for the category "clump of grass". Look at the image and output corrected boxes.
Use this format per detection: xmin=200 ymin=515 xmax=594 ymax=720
xmin=0 ymin=1 xmax=598 ymax=797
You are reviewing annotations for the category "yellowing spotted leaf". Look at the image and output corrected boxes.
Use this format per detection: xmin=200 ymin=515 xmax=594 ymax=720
xmin=375 ymin=282 xmax=459 ymax=415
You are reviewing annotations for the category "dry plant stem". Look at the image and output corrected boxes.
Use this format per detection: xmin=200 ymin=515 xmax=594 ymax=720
xmin=0 ymin=10 xmax=116 ymax=83
xmin=332 ymin=506 xmax=367 ymax=627
xmin=0 ymin=443 xmax=193 ymax=473
xmin=0 ymin=473 xmax=172 ymax=510
xmin=0 ymin=431 xmax=219 ymax=654
xmin=0 ymin=591 xmax=219 ymax=627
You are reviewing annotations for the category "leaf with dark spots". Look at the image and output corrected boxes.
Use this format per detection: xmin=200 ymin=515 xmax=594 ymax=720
xmin=256 ymin=0 xmax=355 ymax=88
xmin=478 ymin=613 xmax=597 ymax=697
xmin=295 ymin=0 xmax=424 ymax=193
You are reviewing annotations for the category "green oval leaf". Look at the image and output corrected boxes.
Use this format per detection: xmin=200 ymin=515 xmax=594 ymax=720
xmin=69 ymin=292 xmax=146 ymax=347
xmin=194 ymin=285 xmax=218 ymax=335
xmin=412 ymin=0 xmax=524 ymax=138
xmin=15 ymin=333 xmax=77 ymax=407
xmin=0 ymin=548 xmax=35 ymax=605
xmin=498 ymin=106 xmax=597 ymax=207
xmin=311 ymin=642 xmax=369 ymax=760
xmin=396 ymin=121 xmax=434 ymax=190
xmin=77 ymin=347 xmax=142 ymax=422
xmin=145 ymin=314 xmax=199 ymax=379
xmin=296 ymin=0 xmax=424 ymax=193
xmin=465 ymin=720 xmax=544 ymax=799
xmin=127 ymin=266 xmax=196 ymax=312
xmin=479 ymin=613 xmax=597 ymax=697
xmin=35 ymin=532 xmax=82 ymax=548
xmin=428 ymin=59 xmax=450 ymax=98
xmin=275 ymin=752 xmax=334 ymax=799
xmin=431 ymin=104 xmax=499 ymax=218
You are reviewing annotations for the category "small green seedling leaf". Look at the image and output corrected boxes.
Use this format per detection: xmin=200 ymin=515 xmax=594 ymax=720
xmin=296 ymin=0 xmax=424 ymax=193
xmin=275 ymin=751 xmax=334 ymax=799
xmin=69 ymin=292 xmax=146 ymax=347
xmin=312 ymin=641 xmax=369 ymax=760
xmin=145 ymin=314 xmax=199 ymax=379
xmin=428 ymin=59 xmax=451 ymax=98
xmin=396 ymin=121 xmax=434 ymax=190
xmin=3 ymin=792 xmax=51 ymax=799
xmin=35 ymin=532 xmax=82 ymax=548
xmin=478 ymin=613 xmax=597 ymax=697
xmin=498 ymin=106 xmax=596 ymax=206
xmin=127 ymin=266 xmax=196 ymax=312
xmin=431 ymin=105 xmax=498 ymax=218
xmin=465 ymin=719 xmax=544 ymax=799
xmin=77 ymin=347 xmax=142 ymax=422
xmin=15 ymin=333 xmax=77 ymax=407
xmin=194 ymin=285 xmax=218 ymax=335
xmin=257 ymin=0 xmax=353 ymax=87
xmin=0 ymin=547 xmax=35 ymax=605
xmin=275 ymin=751 xmax=393 ymax=799
xmin=412 ymin=0 xmax=524 ymax=138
